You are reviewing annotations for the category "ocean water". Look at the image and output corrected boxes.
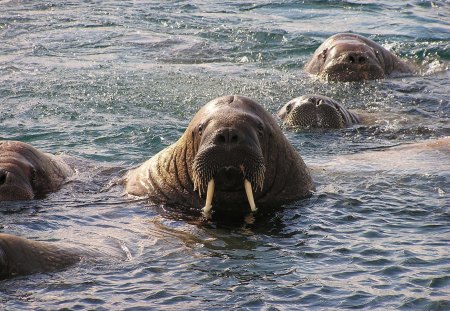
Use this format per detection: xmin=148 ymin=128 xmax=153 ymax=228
xmin=0 ymin=0 xmax=449 ymax=310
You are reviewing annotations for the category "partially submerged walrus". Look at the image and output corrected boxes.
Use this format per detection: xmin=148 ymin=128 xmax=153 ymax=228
xmin=278 ymin=95 xmax=360 ymax=129
xmin=305 ymin=33 xmax=413 ymax=82
xmin=126 ymin=95 xmax=313 ymax=218
xmin=0 ymin=141 xmax=73 ymax=201
xmin=0 ymin=233 xmax=82 ymax=279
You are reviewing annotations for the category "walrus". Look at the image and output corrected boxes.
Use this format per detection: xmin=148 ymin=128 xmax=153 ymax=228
xmin=0 ymin=233 xmax=82 ymax=279
xmin=277 ymin=95 xmax=360 ymax=129
xmin=305 ymin=33 xmax=413 ymax=82
xmin=0 ymin=140 xmax=73 ymax=201
xmin=125 ymin=95 xmax=313 ymax=218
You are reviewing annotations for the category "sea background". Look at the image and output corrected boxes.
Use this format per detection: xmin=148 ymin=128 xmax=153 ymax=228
xmin=0 ymin=1 xmax=449 ymax=310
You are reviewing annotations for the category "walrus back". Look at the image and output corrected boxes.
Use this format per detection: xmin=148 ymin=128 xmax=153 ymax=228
xmin=0 ymin=233 xmax=81 ymax=279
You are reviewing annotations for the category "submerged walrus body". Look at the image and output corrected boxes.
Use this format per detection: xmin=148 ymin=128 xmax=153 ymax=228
xmin=0 ymin=141 xmax=73 ymax=201
xmin=305 ymin=33 xmax=413 ymax=82
xmin=126 ymin=95 xmax=313 ymax=218
xmin=278 ymin=95 xmax=360 ymax=129
xmin=0 ymin=233 xmax=82 ymax=279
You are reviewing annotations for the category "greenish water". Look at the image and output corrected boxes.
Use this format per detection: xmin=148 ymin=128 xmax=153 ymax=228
xmin=1 ymin=1 xmax=449 ymax=310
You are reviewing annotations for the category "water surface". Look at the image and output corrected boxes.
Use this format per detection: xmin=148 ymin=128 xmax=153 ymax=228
xmin=1 ymin=1 xmax=449 ymax=310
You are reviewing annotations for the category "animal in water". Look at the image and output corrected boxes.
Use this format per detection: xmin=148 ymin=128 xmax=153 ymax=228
xmin=278 ymin=95 xmax=360 ymax=129
xmin=305 ymin=33 xmax=413 ymax=82
xmin=125 ymin=95 xmax=313 ymax=218
xmin=0 ymin=233 xmax=82 ymax=279
xmin=0 ymin=140 xmax=73 ymax=201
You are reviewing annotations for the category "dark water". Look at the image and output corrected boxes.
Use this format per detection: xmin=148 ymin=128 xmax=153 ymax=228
xmin=1 ymin=0 xmax=449 ymax=310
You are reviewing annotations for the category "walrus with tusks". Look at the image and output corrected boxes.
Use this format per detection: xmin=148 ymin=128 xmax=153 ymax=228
xmin=0 ymin=233 xmax=82 ymax=279
xmin=0 ymin=140 xmax=73 ymax=201
xmin=305 ymin=33 xmax=413 ymax=82
xmin=125 ymin=95 xmax=314 ymax=218
xmin=278 ymin=95 xmax=360 ymax=129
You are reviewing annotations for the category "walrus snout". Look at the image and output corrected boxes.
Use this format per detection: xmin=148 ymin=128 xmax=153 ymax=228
xmin=192 ymin=144 xmax=265 ymax=193
xmin=322 ymin=62 xmax=385 ymax=82
xmin=279 ymin=98 xmax=319 ymax=128
xmin=193 ymin=138 xmax=265 ymax=217
xmin=0 ymin=169 xmax=34 ymax=201
xmin=278 ymin=95 xmax=361 ymax=129
xmin=324 ymin=50 xmax=383 ymax=81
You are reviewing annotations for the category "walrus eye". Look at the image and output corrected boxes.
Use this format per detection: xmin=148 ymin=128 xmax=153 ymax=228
xmin=319 ymin=48 xmax=328 ymax=61
xmin=31 ymin=167 xmax=37 ymax=179
xmin=374 ymin=49 xmax=383 ymax=64
xmin=198 ymin=123 xmax=203 ymax=136
xmin=29 ymin=167 xmax=37 ymax=186
xmin=257 ymin=123 xmax=264 ymax=137
xmin=285 ymin=103 xmax=293 ymax=113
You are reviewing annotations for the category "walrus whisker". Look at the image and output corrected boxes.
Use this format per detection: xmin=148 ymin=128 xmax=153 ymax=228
xmin=257 ymin=170 xmax=264 ymax=191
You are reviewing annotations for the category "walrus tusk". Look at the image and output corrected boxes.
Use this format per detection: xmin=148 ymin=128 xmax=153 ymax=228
xmin=202 ymin=179 xmax=215 ymax=217
xmin=244 ymin=179 xmax=257 ymax=213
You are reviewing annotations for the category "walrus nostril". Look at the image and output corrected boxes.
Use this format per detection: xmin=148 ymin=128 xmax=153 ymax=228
xmin=215 ymin=129 xmax=240 ymax=145
xmin=230 ymin=134 xmax=239 ymax=144
xmin=217 ymin=134 xmax=226 ymax=143
xmin=358 ymin=56 xmax=367 ymax=64
xmin=348 ymin=54 xmax=356 ymax=64
xmin=0 ymin=171 xmax=7 ymax=186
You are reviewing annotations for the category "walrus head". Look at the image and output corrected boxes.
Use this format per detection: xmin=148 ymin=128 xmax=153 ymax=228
xmin=189 ymin=96 xmax=270 ymax=216
xmin=278 ymin=95 xmax=359 ymax=129
xmin=0 ymin=146 xmax=35 ymax=200
xmin=125 ymin=95 xmax=313 ymax=217
xmin=306 ymin=34 xmax=387 ymax=82
xmin=0 ymin=141 xmax=69 ymax=201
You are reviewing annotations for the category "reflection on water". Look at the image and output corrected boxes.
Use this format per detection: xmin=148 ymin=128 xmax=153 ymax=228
xmin=1 ymin=0 xmax=449 ymax=310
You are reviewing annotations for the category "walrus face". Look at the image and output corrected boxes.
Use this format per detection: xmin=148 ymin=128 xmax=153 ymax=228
xmin=278 ymin=95 xmax=344 ymax=129
xmin=191 ymin=100 xmax=269 ymax=214
xmin=0 ymin=141 xmax=43 ymax=201
xmin=316 ymin=41 xmax=385 ymax=82
xmin=0 ymin=157 xmax=36 ymax=201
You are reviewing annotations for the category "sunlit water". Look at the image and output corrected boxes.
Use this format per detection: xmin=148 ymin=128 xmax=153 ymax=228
xmin=1 ymin=1 xmax=449 ymax=310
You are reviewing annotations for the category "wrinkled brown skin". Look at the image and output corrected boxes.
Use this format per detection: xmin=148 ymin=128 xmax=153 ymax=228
xmin=305 ymin=33 xmax=413 ymax=82
xmin=0 ymin=141 xmax=73 ymax=201
xmin=0 ymin=233 xmax=82 ymax=279
xmin=126 ymin=95 xmax=313 ymax=215
xmin=278 ymin=95 xmax=360 ymax=129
